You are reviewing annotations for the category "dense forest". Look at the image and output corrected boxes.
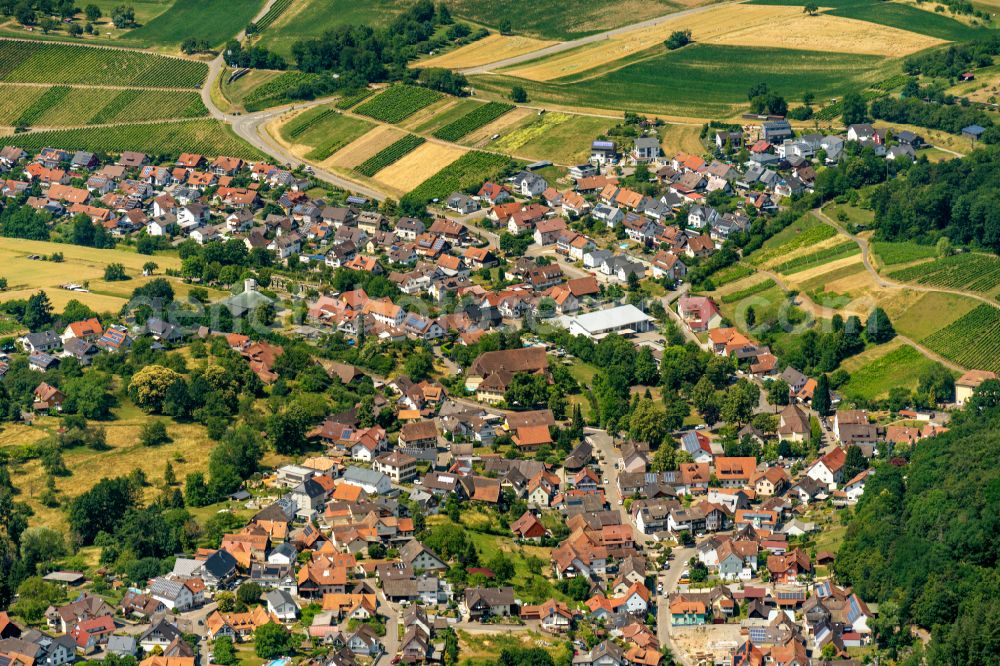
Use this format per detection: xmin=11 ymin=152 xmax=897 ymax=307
xmin=836 ymin=380 xmax=1000 ymax=665
xmin=870 ymin=146 xmax=1000 ymax=252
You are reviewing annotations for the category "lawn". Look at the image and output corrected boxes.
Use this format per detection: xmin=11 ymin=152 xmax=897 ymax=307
xmin=871 ymin=241 xmax=938 ymax=267
xmin=839 ymin=342 xmax=948 ymax=401
xmin=123 ymin=0 xmax=265 ymax=47
xmin=9 ymin=120 xmax=264 ymax=159
xmin=472 ymin=44 xmax=893 ymax=118
xmin=823 ymin=202 xmax=874 ymax=228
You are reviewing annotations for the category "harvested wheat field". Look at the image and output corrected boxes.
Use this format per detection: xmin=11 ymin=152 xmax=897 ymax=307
xmin=505 ymin=5 xmax=941 ymax=81
xmin=373 ymin=141 xmax=466 ymax=192
xmin=325 ymin=125 xmax=409 ymax=168
xmin=418 ymin=33 xmax=557 ymax=69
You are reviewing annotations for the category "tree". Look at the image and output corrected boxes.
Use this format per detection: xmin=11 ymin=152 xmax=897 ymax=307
xmin=104 ymin=265 xmax=128 ymax=283
xmin=865 ymin=307 xmax=895 ymax=344
xmin=110 ymin=4 xmax=135 ymax=28
xmin=840 ymin=445 xmax=866 ymax=482
xmin=254 ymin=623 xmax=292 ymax=659
xmin=766 ymin=379 xmax=790 ymax=406
xmin=67 ymin=476 xmax=141 ymax=544
xmin=629 ymin=398 xmax=670 ymax=445
xmin=404 ymin=349 xmax=434 ymax=381
xmin=212 ymin=637 xmax=238 ymax=666
xmin=841 ymin=91 xmax=868 ymax=126
xmin=23 ymin=291 xmax=52 ymax=331
xmin=935 ymin=236 xmax=953 ymax=257
xmin=20 ymin=527 xmax=66 ymax=575
xmin=664 ymin=29 xmax=692 ymax=50
xmin=510 ymin=85 xmax=528 ymax=103
xmin=268 ymin=410 xmax=309 ymax=455
xmin=803 ymin=3 xmax=818 ymax=15
xmin=129 ymin=365 xmax=183 ymax=413
xmin=720 ymin=379 xmax=759 ymax=427
xmin=690 ymin=377 xmax=720 ymax=425
xmin=142 ymin=261 xmax=158 ymax=275
xmin=498 ymin=18 xmax=512 ymax=34
xmin=84 ymin=3 xmax=101 ymax=21
xmin=504 ymin=372 xmax=549 ymax=409
xmin=486 ymin=551 xmax=515 ymax=583
xmin=813 ymin=374 xmax=832 ymax=416
xmin=163 ymin=461 xmax=177 ymax=487
xmin=650 ymin=442 xmax=677 ymax=472
xmin=237 ymin=582 xmax=263 ymax=606
xmin=140 ymin=421 xmax=170 ymax=447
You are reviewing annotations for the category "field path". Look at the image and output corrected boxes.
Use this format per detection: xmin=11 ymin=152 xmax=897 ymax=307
xmin=813 ymin=208 xmax=1000 ymax=311
xmin=458 ymin=0 xmax=746 ymax=75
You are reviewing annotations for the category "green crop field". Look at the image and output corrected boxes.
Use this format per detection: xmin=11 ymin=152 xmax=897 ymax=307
xmin=872 ymin=241 xmax=938 ymax=267
xmin=747 ymin=0 xmax=988 ymax=40
xmin=335 ymin=88 xmax=375 ymax=110
xmin=0 ymin=84 xmax=206 ymax=127
xmin=923 ymin=304 xmax=1000 ymax=372
xmin=709 ymin=264 xmax=755 ymax=288
xmin=840 ymin=343 xmax=947 ymax=401
xmin=473 ymin=45 xmax=890 ymax=117
xmin=888 ymin=253 xmax=1000 ymax=294
xmin=356 ymin=135 xmax=426 ymax=176
xmin=8 ymin=120 xmax=264 ymax=158
xmin=488 ymin=112 xmax=610 ymax=164
xmin=748 ymin=217 xmax=837 ymax=266
xmin=772 ymin=241 xmax=859 ymax=274
xmin=433 ymin=102 xmax=514 ymax=141
xmin=124 ymin=0 xmax=265 ymax=47
xmin=0 ymin=39 xmax=206 ymax=87
xmin=355 ymin=85 xmax=444 ymax=123
xmin=280 ymin=107 xmax=374 ymax=161
xmin=407 ymin=151 xmax=513 ymax=202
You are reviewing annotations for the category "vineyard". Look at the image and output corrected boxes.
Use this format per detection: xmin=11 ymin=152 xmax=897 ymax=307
xmin=283 ymin=107 xmax=337 ymax=140
xmin=432 ymin=102 xmax=514 ymax=141
xmin=709 ymin=264 xmax=755 ymax=288
xmin=406 ymin=151 xmax=514 ymax=202
xmin=720 ymin=278 xmax=777 ymax=304
xmin=354 ymin=85 xmax=443 ymax=123
xmin=872 ymin=241 xmax=938 ymax=266
xmin=749 ymin=218 xmax=836 ymax=265
xmin=888 ymin=253 xmax=1000 ymax=294
xmin=0 ymin=40 xmax=207 ymax=88
xmin=335 ymin=88 xmax=375 ymax=110
xmin=1 ymin=84 xmax=207 ymax=127
xmin=254 ymin=0 xmax=293 ymax=30
xmin=278 ymin=109 xmax=373 ymax=161
xmin=772 ymin=241 xmax=858 ymax=274
xmin=242 ymin=71 xmax=324 ymax=111
xmin=922 ymin=305 xmax=1000 ymax=372
xmin=9 ymin=120 xmax=264 ymax=159
xmin=355 ymin=135 xmax=426 ymax=177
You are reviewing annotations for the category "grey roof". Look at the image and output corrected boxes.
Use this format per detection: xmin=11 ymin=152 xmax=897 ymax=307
xmin=294 ymin=477 xmax=326 ymax=499
xmin=171 ymin=558 xmax=203 ymax=578
xmin=106 ymin=635 xmax=137 ymax=655
xmin=201 ymin=549 xmax=237 ymax=579
xmin=343 ymin=466 xmax=389 ymax=487
xmin=270 ymin=542 xmax=297 ymax=560
xmin=265 ymin=588 xmax=297 ymax=608
xmin=149 ymin=577 xmax=186 ymax=601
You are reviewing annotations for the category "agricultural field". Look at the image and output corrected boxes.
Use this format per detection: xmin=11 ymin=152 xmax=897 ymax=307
xmin=0 ymin=85 xmax=207 ymax=127
xmin=9 ymin=120 xmax=264 ymax=159
xmin=355 ymin=135 xmax=426 ymax=177
xmin=748 ymin=0 xmax=989 ymax=40
xmin=708 ymin=264 xmax=755 ymax=288
xmin=405 ymin=150 xmax=513 ymax=202
xmin=474 ymin=45 xmax=890 ymax=119
xmin=485 ymin=111 xmax=610 ymax=164
xmin=257 ymin=0 xmax=403 ymax=58
xmin=335 ymin=88 xmax=375 ymax=110
xmin=433 ymin=102 xmax=514 ymax=141
xmin=887 ymin=252 xmax=1000 ymax=295
xmin=416 ymin=34 xmax=557 ymax=70
xmin=0 ymin=39 xmax=207 ymax=88
xmin=124 ymin=0 xmax=265 ymax=47
xmin=748 ymin=215 xmax=837 ymax=266
xmin=254 ymin=0 xmax=294 ymax=31
xmin=772 ymin=241 xmax=860 ymax=275
xmin=354 ymin=85 xmax=444 ymax=123
xmin=892 ymin=291 xmax=982 ymax=341
xmin=501 ymin=4 xmax=933 ymax=83
xmin=922 ymin=304 xmax=1000 ymax=372
xmin=719 ymin=278 xmax=777 ymax=304
xmin=839 ymin=342 xmax=949 ymax=401
xmin=278 ymin=106 xmax=374 ymax=161
xmin=446 ymin=0 xmax=713 ymax=40
xmin=235 ymin=70 xmax=326 ymax=112
xmin=871 ymin=241 xmax=938 ymax=267
xmin=324 ymin=125 xmax=408 ymax=168
xmin=373 ymin=142 xmax=468 ymax=194
xmin=406 ymin=98 xmax=481 ymax=133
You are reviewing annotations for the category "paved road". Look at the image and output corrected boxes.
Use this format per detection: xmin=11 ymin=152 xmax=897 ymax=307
xmin=458 ymin=1 xmax=744 ymax=75
xmin=657 ymin=545 xmax=696 ymax=663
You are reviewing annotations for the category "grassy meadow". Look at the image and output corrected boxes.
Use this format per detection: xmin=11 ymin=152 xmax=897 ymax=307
xmin=124 ymin=0 xmax=265 ymax=47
